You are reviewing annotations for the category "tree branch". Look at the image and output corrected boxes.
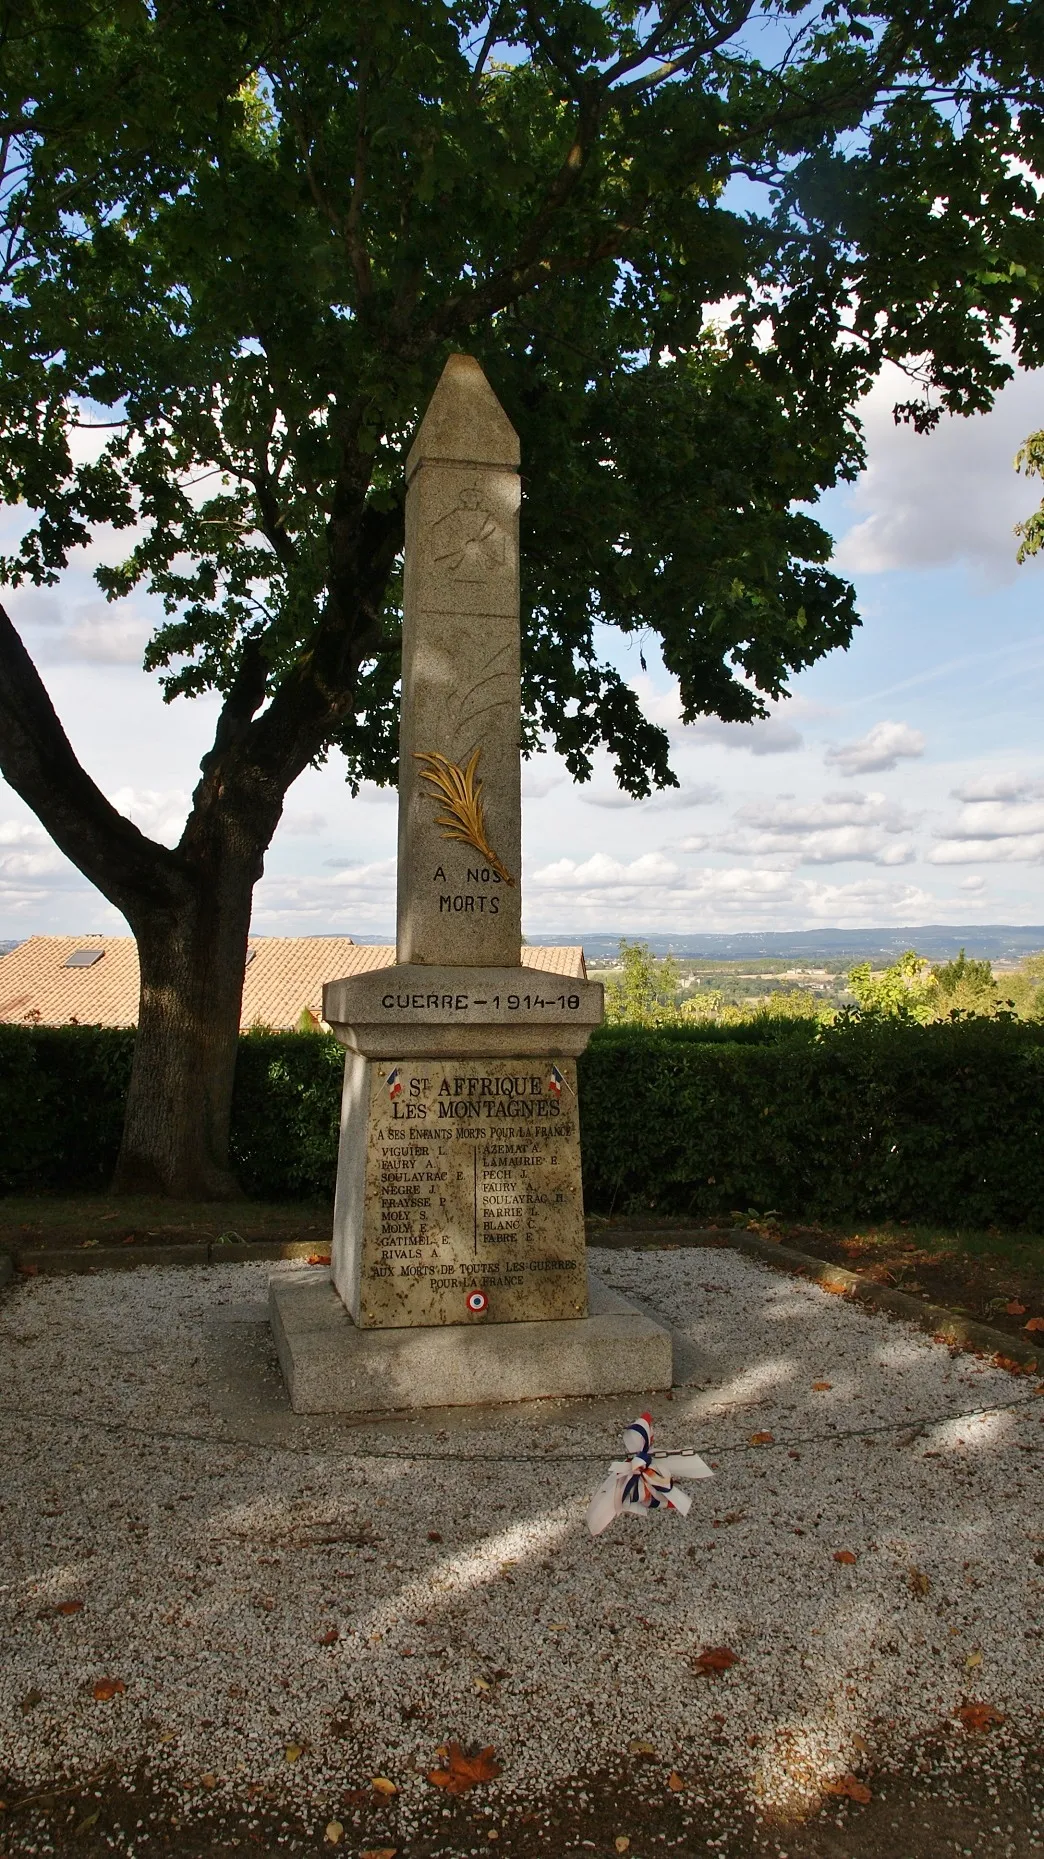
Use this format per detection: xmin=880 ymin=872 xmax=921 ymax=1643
xmin=345 ymin=51 xmax=375 ymax=305
xmin=469 ymin=3 xmax=507 ymax=97
xmin=0 ymin=602 xmax=186 ymax=915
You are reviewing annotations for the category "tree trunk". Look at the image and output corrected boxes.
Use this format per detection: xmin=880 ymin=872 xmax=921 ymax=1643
xmin=113 ymin=851 xmax=258 ymax=1198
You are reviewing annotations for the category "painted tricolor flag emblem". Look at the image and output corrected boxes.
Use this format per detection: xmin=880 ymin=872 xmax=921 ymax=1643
xmin=386 ymin=1067 xmax=402 ymax=1102
xmin=548 ymin=1064 xmax=565 ymax=1099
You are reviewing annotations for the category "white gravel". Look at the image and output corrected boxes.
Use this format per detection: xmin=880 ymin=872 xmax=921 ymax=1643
xmin=1 ymin=1248 xmax=1042 ymax=1836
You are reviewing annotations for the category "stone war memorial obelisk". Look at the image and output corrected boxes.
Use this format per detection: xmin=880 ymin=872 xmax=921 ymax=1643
xmin=270 ymin=355 xmax=672 ymax=1412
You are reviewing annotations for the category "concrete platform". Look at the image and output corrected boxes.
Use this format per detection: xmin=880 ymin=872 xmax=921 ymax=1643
xmin=269 ymin=1266 xmax=673 ymax=1414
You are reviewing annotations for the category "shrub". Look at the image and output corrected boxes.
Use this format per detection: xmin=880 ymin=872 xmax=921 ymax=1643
xmin=1 ymin=1018 xmax=1044 ymax=1229
xmin=578 ymin=1016 xmax=1044 ymax=1227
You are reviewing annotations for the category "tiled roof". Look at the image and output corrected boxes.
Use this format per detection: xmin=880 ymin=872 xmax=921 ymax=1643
xmin=0 ymin=936 xmax=587 ymax=1030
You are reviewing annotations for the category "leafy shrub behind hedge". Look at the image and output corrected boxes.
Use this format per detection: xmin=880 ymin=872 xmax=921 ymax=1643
xmin=1 ymin=1017 xmax=1043 ymax=1227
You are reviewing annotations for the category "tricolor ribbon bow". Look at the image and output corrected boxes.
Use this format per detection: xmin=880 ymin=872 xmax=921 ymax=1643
xmin=586 ymin=1411 xmax=713 ymax=1536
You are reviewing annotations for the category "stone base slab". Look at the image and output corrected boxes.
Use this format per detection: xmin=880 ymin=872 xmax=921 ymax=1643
xmin=269 ymin=1267 xmax=673 ymax=1413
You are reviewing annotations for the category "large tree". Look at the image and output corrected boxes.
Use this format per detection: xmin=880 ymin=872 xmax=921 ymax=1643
xmin=0 ymin=0 xmax=1041 ymax=1195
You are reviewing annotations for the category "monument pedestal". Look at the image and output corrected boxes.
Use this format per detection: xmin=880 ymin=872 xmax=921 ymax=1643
xmin=270 ymin=1266 xmax=673 ymax=1413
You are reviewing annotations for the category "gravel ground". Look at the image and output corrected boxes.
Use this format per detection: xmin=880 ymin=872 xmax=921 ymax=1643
xmin=1 ymin=1249 xmax=1043 ymax=1856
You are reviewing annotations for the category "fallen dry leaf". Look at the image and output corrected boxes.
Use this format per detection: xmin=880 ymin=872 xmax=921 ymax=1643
xmin=285 ymin=1743 xmax=304 ymax=1765
xmin=19 ymin=1689 xmax=43 ymax=1715
xmin=371 ymin=1776 xmax=399 ymax=1798
xmin=323 ymin=1825 xmax=343 ymax=1847
xmin=748 ymin=1431 xmax=774 ymax=1446
xmin=55 ymin=1600 xmax=84 ymax=1616
xmin=306 ymin=1252 xmax=331 ymax=1265
xmin=1006 ymin=1300 xmax=1027 ymax=1315
xmin=833 ymin=1550 xmax=858 ymax=1565
xmin=667 ymin=1770 xmax=686 ymax=1792
xmin=824 ymin=1775 xmax=872 ymax=1804
xmin=966 ymin=1650 xmax=983 ymax=1669
xmin=200 ymin=1773 xmax=218 ymax=1790
xmin=995 ymin=1353 xmax=1026 ymax=1375
xmin=426 ymin=1743 xmax=501 ymax=1795
xmin=693 ymin=1647 xmax=739 ymax=1675
xmin=319 ymin=1627 xmax=339 ymax=1646
xmin=812 ymin=1381 xmax=833 ymax=1391
xmin=907 ymin=1566 xmax=931 ymax=1596
xmin=627 ymin=1740 xmax=655 ymax=1759
xmin=73 ymin=1810 xmax=100 ymax=1836
xmin=958 ymin=1702 xmax=1004 ymax=1732
xmin=359 ymin=1850 xmax=397 ymax=1859
xmin=427 ymin=1530 xmax=443 ymax=1543
xmin=614 ymin=1840 xmax=631 ymax=1854
xmin=92 ymin=1678 xmax=125 ymax=1702
xmin=1026 ymin=1317 xmax=1044 ymax=1333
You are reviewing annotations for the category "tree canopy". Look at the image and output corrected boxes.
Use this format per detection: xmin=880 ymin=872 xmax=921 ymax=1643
xmin=3 ymin=0 xmax=1044 ymax=799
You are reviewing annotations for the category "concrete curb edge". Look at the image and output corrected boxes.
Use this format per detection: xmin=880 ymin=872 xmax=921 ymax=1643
xmin=607 ymin=1225 xmax=1041 ymax=1374
xmin=2 ymin=1238 xmax=331 ymax=1275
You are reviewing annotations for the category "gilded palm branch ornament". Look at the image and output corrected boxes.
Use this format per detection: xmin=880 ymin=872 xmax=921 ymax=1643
xmin=413 ymin=746 xmax=514 ymax=886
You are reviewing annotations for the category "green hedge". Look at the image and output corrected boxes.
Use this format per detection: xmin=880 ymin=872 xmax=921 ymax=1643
xmin=579 ymin=1019 xmax=1044 ymax=1227
xmin=1 ymin=1018 xmax=1043 ymax=1227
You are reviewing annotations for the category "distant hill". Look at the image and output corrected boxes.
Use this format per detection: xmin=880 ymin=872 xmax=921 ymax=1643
xmin=551 ymin=926 xmax=1044 ymax=963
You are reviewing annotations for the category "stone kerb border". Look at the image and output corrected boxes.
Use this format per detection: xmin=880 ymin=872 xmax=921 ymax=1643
xmin=0 ymin=1226 xmax=1038 ymax=1375
xmin=596 ymin=1224 xmax=1041 ymax=1375
xmin=0 ymin=1239 xmax=329 ymax=1278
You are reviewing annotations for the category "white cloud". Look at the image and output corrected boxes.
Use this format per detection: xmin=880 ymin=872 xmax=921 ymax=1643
xmin=521 ymin=762 xmax=564 ymax=800
xmin=960 ymin=875 xmax=987 ymax=892
xmin=108 ymin=787 xmax=190 ymax=848
xmin=0 ymin=820 xmax=87 ymax=908
xmin=930 ymin=789 xmax=1044 ymax=863
xmin=733 ymin=790 xmax=913 ymax=834
xmin=532 ymin=852 xmax=680 ymax=892
xmin=580 ymin=776 xmax=722 ymax=811
xmin=7 ymin=592 xmax=64 ymax=630
xmin=633 ymin=677 xmax=803 ymax=755
xmin=824 ymin=720 xmax=925 ymax=776
xmin=685 ymin=715 xmax=803 ymax=756
xmin=250 ymin=859 xmax=398 ymax=934
xmin=0 ymin=819 xmax=49 ymax=848
xmin=720 ymin=825 xmax=914 ymax=865
xmin=62 ymin=606 xmax=151 ymax=665
xmin=930 ymin=835 xmax=1044 ymax=865
xmin=953 ymin=771 xmax=1044 ymax=803
xmin=7 ymin=591 xmax=153 ymax=665
xmin=944 ymin=798 xmax=1044 ymax=839
xmin=0 ymin=847 xmax=67 ymax=880
xmin=525 ymin=850 xmax=938 ymax=929
xmin=319 ymin=857 xmax=397 ymax=890
xmin=834 ymin=359 xmax=1044 ymax=580
xmin=714 ymin=789 xmax=917 ymax=867
xmin=281 ymin=811 xmax=327 ymax=836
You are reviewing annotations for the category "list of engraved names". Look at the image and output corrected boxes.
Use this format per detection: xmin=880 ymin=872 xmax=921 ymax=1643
xmin=357 ymin=1058 xmax=587 ymax=1328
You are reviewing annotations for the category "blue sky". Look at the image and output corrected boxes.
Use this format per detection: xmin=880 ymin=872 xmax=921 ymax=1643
xmin=2 ymin=356 xmax=1044 ymax=940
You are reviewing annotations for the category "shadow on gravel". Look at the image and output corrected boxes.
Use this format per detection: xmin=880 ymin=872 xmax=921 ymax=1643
xmin=1 ymin=1743 xmax=1042 ymax=1857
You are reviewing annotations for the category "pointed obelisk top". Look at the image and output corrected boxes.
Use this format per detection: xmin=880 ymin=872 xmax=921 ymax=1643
xmin=406 ymin=353 xmax=520 ymax=481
